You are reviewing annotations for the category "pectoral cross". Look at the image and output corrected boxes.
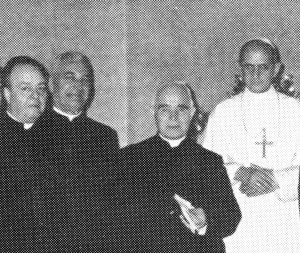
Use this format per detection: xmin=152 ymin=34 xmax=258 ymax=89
xmin=255 ymin=128 xmax=273 ymax=158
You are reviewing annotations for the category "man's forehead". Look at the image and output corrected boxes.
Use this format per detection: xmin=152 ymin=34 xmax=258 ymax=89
xmin=240 ymin=41 xmax=275 ymax=65
xmin=242 ymin=49 xmax=273 ymax=65
xmin=60 ymin=61 xmax=89 ymax=74
xmin=11 ymin=64 xmax=43 ymax=82
xmin=156 ymin=87 xmax=190 ymax=107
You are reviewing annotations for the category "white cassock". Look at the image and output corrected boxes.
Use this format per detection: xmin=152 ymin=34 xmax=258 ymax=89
xmin=202 ymin=87 xmax=300 ymax=253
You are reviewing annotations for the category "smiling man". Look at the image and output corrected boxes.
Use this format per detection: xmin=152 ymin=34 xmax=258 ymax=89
xmin=39 ymin=51 xmax=119 ymax=251
xmin=50 ymin=51 xmax=92 ymax=115
xmin=117 ymin=82 xmax=241 ymax=252
xmin=0 ymin=56 xmax=49 ymax=252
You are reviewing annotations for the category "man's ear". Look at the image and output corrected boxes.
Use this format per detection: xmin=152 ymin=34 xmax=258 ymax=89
xmin=274 ymin=62 xmax=283 ymax=77
xmin=48 ymin=78 xmax=54 ymax=94
xmin=191 ymin=105 xmax=196 ymax=118
xmin=150 ymin=95 xmax=157 ymax=116
xmin=150 ymin=104 xmax=157 ymax=116
xmin=4 ymin=87 xmax=10 ymax=104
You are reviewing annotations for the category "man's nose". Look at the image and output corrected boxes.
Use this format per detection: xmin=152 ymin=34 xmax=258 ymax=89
xmin=72 ymin=78 xmax=88 ymax=90
xmin=70 ymin=78 xmax=83 ymax=86
xmin=30 ymin=89 xmax=39 ymax=99
xmin=169 ymin=110 xmax=179 ymax=120
xmin=253 ymin=66 xmax=261 ymax=79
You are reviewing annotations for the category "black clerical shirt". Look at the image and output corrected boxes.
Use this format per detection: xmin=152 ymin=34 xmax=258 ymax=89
xmin=37 ymin=109 xmax=119 ymax=251
xmin=0 ymin=112 xmax=46 ymax=252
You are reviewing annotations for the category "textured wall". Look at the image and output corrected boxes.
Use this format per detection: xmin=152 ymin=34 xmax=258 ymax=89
xmin=127 ymin=0 xmax=300 ymax=144
xmin=1 ymin=0 xmax=300 ymax=145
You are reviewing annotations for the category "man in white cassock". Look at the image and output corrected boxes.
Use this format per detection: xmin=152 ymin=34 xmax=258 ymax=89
xmin=203 ymin=38 xmax=300 ymax=253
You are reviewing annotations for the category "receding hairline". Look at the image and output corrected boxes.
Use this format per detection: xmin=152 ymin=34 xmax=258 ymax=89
xmin=51 ymin=51 xmax=93 ymax=74
xmin=155 ymin=82 xmax=194 ymax=108
xmin=239 ymin=39 xmax=280 ymax=64
xmin=2 ymin=56 xmax=49 ymax=89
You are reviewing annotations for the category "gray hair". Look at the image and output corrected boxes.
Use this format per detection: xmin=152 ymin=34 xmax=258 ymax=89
xmin=51 ymin=51 xmax=94 ymax=77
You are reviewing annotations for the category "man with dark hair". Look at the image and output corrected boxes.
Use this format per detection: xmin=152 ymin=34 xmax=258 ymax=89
xmin=116 ymin=83 xmax=241 ymax=252
xmin=0 ymin=56 xmax=49 ymax=252
xmin=39 ymin=51 xmax=119 ymax=251
xmin=203 ymin=39 xmax=300 ymax=252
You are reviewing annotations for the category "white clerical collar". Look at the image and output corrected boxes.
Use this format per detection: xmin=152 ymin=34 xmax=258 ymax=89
xmin=6 ymin=111 xmax=34 ymax=130
xmin=159 ymin=134 xmax=186 ymax=148
xmin=244 ymin=86 xmax=277 ymax=101
xmin=243 ymin=86 xmax=279 ymax=118
xmin=53 ymin=107 xmax=81 ymax=122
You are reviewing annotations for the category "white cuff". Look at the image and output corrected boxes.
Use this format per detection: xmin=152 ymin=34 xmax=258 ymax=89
xmin=197 ymin=224 xmax=207 ymax=235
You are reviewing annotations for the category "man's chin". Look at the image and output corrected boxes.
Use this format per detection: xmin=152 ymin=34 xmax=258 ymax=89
xmin=161 ymin=133 xmax=185 ymax=140
xmin=248 ymin=85 xmax=271 ymax=93
xmin=66 ymin=102 xmax=83 ymax=114
xmin=23 ymin=112 xmax=40 ymax=123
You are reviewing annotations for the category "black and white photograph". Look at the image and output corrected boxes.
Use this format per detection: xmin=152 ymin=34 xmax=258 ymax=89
xmin=1 ymin=1 xmax=300 ymax=252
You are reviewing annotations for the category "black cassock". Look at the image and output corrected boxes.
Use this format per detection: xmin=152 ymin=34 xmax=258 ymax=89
xmin=115 ymin=135 xmax=241 ymax=253
xmin=0 ymin=112 xmax=47 ymax=252
xmin=37 ymin=109 xmax=120 ymax=251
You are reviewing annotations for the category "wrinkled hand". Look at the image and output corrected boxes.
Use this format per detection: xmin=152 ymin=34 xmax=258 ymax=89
xmin=234 ymin=166 xmax=254 ymax=184
xmin=238 ymin=164 xmax=279 ymax=197
xmin=188 ymin=208 xmax=206 ymax=229
xmin=179 ymin=207 xmax=206 ymax=233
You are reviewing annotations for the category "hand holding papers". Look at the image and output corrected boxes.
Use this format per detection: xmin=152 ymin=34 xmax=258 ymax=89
xmin=173 ymin=194 xmax=206 ymax=235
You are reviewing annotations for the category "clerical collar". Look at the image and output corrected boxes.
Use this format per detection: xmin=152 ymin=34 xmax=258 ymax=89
xmin=159 ymin=134 xmax=186 ymax=148
xmin=6 ymin=111 xmax=34 ymax=130
xmin=244 ymin=85 xmax=277 ymax=100
xmin=53 ymin=107 xmax=81 ymax=122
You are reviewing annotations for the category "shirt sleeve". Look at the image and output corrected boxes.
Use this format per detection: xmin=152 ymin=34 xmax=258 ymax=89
xmin=197 ymin=224 xmax=207 ymax=235
xmin=274 ymin=166 xmax=299 ymax=201
xmin=203 ymin=158 xmax=242 ymax=239
xmin=203 ymin=108 xmax=242 ymax=185
xmin=273 ymin=100 xmax=300 ymax=201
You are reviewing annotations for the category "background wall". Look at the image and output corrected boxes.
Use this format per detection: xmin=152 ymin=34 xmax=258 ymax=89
xmin=1 ymin=0 xmax=300 ymax=146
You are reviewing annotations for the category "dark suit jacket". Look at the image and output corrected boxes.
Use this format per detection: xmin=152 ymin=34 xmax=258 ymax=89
xmin=0 ymin=112 xmax=46 ymax=252
xmin=37 ymin=109 xmax=120 ymax=251
xmin=115 ymin=135 xmax=241 ymax=253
